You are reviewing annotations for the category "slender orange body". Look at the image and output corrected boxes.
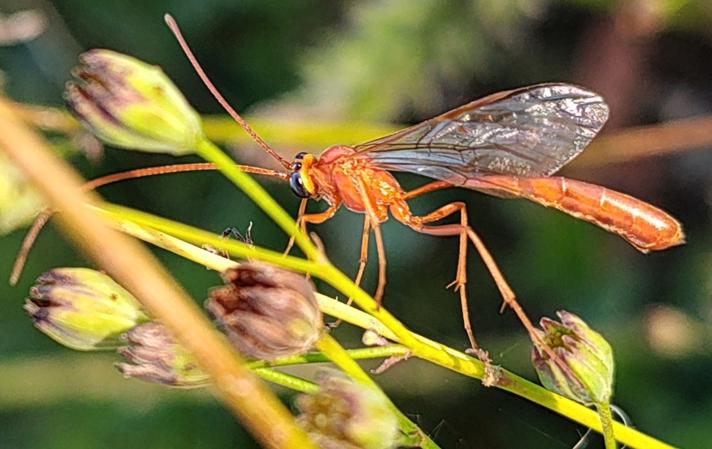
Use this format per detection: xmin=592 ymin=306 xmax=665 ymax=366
xmin=302 ymin=146 xmax=685 ymax=253
xmin=466 ymin=175 xmax=685 ymax=252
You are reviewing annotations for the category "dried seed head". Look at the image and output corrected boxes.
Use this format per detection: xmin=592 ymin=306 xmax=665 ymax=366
xmin=65 ymin=49 xmax=203 ymax=155
xmin=24 ymin=268 xmax=149 ymax=350
xmin=117 ymin=322 xmax=209 ymax=388
xmin=296 ymin=371 xmax=400 ymax=449
xmin=206 ymin=262 xmax=323 ymax=360
xmin=532 ymin=310 xmax=615 ymax=405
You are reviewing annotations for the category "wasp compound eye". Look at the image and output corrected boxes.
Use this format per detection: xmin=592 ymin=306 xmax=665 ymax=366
xmin=290 ymin=172 xmax=309 ymax=198
xmin=294 ymin=151 xmax=308 ymax=161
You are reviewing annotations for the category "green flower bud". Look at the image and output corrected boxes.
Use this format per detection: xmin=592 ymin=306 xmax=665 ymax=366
xmin=117 ymin=322 xmax=209 ymax=388
xmin=205 ymin=262 xmax=323 ymax=360
xmin=532 ymin=310 xmax=614 ymax=405
xmin=24 ymin=268 xmax=149 ymax=350
xmin=0 ymin=152 xmax=43 ymax=235
xmin=65 ymin=49 xmax=203 ymax=155
xmin=296 ymin=371 xmax=400 ymax=449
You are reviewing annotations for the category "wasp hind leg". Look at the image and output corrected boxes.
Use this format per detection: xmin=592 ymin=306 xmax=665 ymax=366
xmin=393 ymin=184 xmax=563 ymax=381
xmin=391 ymin=199 xmax=494 ymax=373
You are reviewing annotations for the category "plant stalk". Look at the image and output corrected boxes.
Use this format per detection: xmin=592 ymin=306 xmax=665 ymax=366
xmin=0 ymin=97 xmax=318 ymax=449
xmin=98 ymin=203 xmax=676 ymax=449
xmin=597 ymin=402 xmax=618 ymax=449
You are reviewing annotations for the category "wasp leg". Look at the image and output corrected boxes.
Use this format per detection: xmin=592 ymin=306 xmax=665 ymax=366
xmin=394 ymin=182 xmax=560 ymax=373
xmin=370 ymin=220 xmax=387 ymax=306
xmin=10 ymin=208 xmax=53 ymax=285
xmin=330 ymin=216 xmax=371 ymax=329
xmin=392 ymin=198 xmax=503 ymax=382
xmin=283 ymin=198 xmax=308 ymax=256
xmin=352 ymin=178 xmax=389 ymax=307
xmin=352 ymin=216 xmax=371 ymax=294
xmin=390 ymin=200 xmax=481 ymax=350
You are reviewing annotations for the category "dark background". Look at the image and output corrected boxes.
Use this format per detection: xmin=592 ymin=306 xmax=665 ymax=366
xmin=1 ymin=1 xmax=711 ymax=448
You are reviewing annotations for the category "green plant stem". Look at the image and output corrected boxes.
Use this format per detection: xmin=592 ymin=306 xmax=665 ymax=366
xmin=315 ymin=334 xmax=438 ymax=449
xmin=102 ymin=204 xmax=317 ymax=274
xmin=183 ymin=367 xmax=319 ymax=394
xmin=194 ymin=138 xmax=319 ymax=260
xmin=100 ymin=203 xmax=425 ymax=358
xmin=250 ymin=345 xmax=409 ymax=370
xmin=97 ymin=203 xmax=675 ymax=449
xmin=0 ymin=98 xmax=317 ymax=449
xmin=253 ymin=369 xmax=318 ymax=394
xmin=597 ymin=402 xmax=618 ymax=449
xmin=174 ymin=346 xmax=410 ymax=395
xmin=100 ymin=210 xmax=400 ymax=339
xmin=102 ymin=206 xmax=429 ymax=443
xmin=252 ymin=346 xmax=410 ymax=395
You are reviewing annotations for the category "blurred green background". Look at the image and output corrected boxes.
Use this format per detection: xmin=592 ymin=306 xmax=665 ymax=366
xmin=1 ymin=1 xmax=712 ymax=448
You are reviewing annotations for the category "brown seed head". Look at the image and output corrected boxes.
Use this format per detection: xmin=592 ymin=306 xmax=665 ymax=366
xmin=206 ymin=262 xmax=323 ymax=360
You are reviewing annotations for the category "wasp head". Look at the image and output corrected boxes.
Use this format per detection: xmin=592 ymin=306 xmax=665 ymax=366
xmin=289 ymin=152 xmax=317 ymax=199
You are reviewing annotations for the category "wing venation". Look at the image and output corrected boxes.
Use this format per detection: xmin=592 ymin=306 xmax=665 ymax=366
xmin=354 ymin=83 xmax=609 ymax=183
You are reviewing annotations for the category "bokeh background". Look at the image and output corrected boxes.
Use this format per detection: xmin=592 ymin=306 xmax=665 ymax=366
xmin=2 ymin=1 xmax=712 ymax=448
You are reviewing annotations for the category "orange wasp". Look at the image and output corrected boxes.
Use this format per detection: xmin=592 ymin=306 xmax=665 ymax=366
xmin=13 ymin=16 xmax=684 ymax=359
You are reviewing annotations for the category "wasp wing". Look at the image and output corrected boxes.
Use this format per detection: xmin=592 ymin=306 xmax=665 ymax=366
xmin=354 ymin=83 xmax=609 ymax=184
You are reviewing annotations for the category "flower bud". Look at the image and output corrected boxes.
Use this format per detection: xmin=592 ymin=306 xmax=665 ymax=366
xmin=117 ymin=322 xmax=209 ymax=388
xmin=0 ymin=152 xmax=43 ymax=234
xmin=205 ymin=262 xmax=323 ymax=360
xmin=65 ymin=49 xmax=203 ymax=155
xmin=296 ymin=371 xmax=400 ymax=449
xmin=24 ymin=268 xmax=149 ymax=350
xmin=532 ymin=310 xmax=614 ymax=405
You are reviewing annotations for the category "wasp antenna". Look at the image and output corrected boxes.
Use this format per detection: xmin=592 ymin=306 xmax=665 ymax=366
xmin=10 ymin=209 xmax=52 ymax=286
xmin=163 ymin=14 xmax=292 ymax=170
xmin=10 ymin=161 xmax=288 ymax=285
xmin=82 ymin=162 xmax=287 ymax=191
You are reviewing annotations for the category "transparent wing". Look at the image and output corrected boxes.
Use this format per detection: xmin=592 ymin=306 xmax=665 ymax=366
xmin=354 ymin=83 xmax=609 ymax=184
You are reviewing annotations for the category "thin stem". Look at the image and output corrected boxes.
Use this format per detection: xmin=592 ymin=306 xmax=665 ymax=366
xmin=253 ymin=369 xmax=318 ymax=394
xmin=99 ymin=202 xmax=320 ymax=275
xmin=249 ymin=345 xmax=410 ymax=370
xmin=576 ymin=114 xmax=712 ymax=167
xmin=95 ymin=205 xmax=400 ymax=340
xmin=0 ymin=98 xmax=318 ymax=449
xmin=100 ymin=202 xmax=425 ymax=350
xmin=194 ymin=138 xmax=319 ymax=260
xmin=96 ymin=203 xmax=675 ymax=449
xmin=597 ymin=402 xmax=618 ymax=449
